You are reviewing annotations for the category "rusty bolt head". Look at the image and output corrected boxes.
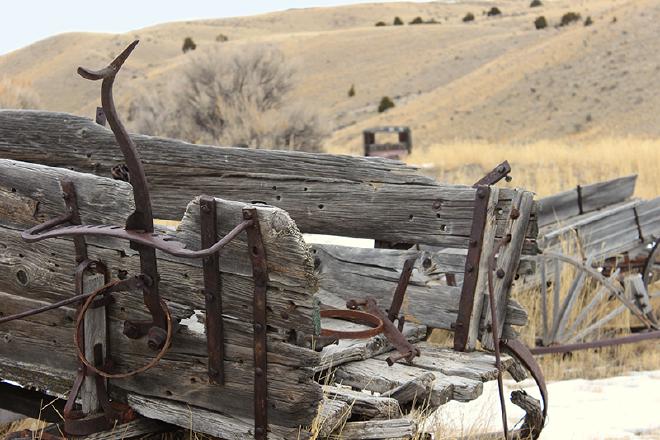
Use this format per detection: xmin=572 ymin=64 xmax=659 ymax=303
xmin=242 ymin=210 xmax=253 ymax=220
xmin=510 ymin=208 xmax=520 ymax=220
xmin=497 ymin=165 xmax=505 ymax=173
xmin=470 ymin=239 xmax=478 ymax=247
xmin=208 ymin=367 xmax=219 ymax=377
xmin=254 ymin=323 xmax=263 ymax=332
xmin=255 ymin=427 xmax=265 ymax=435
xmin=432 ymin=200 xmax=442 ymax=210
xmin=255 ymin=367 xmax=264 ymax=377
xmin=505 ymin=175 xmax=513 ymax=182
xmin=477 ymin=187 xmax=487 ymax=198
xmin=147 ymin=326 xmax=168 ymax=350
xmin=122 ymin=321 xmax=141 ymax=339
xmin=466 ymin=263 xmax=474 ymax=273
xmin=496 ymin=268 xmax=506 ymax=279
xmin=200 ymin=204 xmax=211 ymax=213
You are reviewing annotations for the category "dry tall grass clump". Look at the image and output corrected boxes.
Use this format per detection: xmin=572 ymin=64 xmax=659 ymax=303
xmin=128 ymin=45 xmax=327 ymax=152
xmin=407 ymin=138 xmax=660 ymax=198
xmin=0 ymin=77 xmax=41 ymax=109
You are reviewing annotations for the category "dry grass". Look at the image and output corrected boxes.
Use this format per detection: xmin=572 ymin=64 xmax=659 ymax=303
xmin=406 ymin=137 xmax=660 ymax=198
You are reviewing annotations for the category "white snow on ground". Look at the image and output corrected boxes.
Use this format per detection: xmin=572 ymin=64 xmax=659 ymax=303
xmin=429 ymin=370 xmax=660 ymax=439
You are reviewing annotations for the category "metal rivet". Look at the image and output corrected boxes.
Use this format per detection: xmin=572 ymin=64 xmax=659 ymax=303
xmin=432 ymin=200 xmax=442 ymax=210
xmin=470 ymin=239 xmax=478 ymax=247
xmin=255 ymin=368 xmax=264 ymax=377
xmin=466 ymin=264 xmax=474 ymax=273
xmin=254 ymin=323 xmax=263 ymax=332
xmin=496 ymin=268 xmax=506 ymax=279
xmin=201 ymin=204 xmax=210 ymax=213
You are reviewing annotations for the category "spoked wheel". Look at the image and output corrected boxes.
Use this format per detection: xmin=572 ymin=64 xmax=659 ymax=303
xmin=534 ymin=251 xmax=658 ymax=348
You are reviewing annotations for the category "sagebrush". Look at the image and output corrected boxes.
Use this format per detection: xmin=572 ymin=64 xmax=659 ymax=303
xmin=129 ymin=45 xmax=327 ymax=152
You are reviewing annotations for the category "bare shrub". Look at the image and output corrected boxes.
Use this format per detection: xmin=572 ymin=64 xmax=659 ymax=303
xmin=129 ymin=45 xmax=327 ymax=152
xmin=0 ymin=77 xmax=41 ymax=109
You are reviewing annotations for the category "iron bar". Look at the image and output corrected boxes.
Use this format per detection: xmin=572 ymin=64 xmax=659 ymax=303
xmin=530 ymin=329 xmax=660 ymax=355
xmin=200 ymin=196 xmax=224 ymax=385
xmin=454 ymin=185 xmax=491 ymax=351
xmin=387 ymin=257 xmax=416 ymax=322
xmin=473 ymin=160 xmax=512 ymax=187
xmin=243 ymin=208 xmax=269 ymax=440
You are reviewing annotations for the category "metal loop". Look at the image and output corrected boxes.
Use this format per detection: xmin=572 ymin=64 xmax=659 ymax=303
xmin=73 ymin=281 xmax=173 ymax=379
xmin=319 ymin=309 xmax=384 ymax=339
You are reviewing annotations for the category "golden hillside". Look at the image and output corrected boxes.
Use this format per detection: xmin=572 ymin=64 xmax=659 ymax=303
xmin=0 ymin=0 xmax=657 ymax=152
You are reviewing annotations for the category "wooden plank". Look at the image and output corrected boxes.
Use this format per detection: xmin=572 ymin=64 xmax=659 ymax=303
xmin=82 ymin=272 xmax=107 ymax=414
xmin=340 ymin=419 xmax=417 ymax=439
xmin=481 ymin=190 xmax=534 ymax=350
xmin=322 ymin=385 xmax=402 ymax=420
xmin=313 ymin=246 xmax=527 ymax=332
xmin=0 ymin=114 xmax=537 ymax=248
xmin=409 ymin=342 xmax=514 ymax=382
xmin=334 ymin=358 xmax=483 ymax=404
xmin=0 ymin=381 xmax=66 ymax=423
xmin=0 ymin=161 xmax=323 ymax=429
xmin=127 ymin=394 xmax=308 ymax=440
xmin=455 ymin=187 xmax=499 ymax=351
xmin=86 ymin=418 xmax=173 ymax=440
xmin=315 ymin=398 xmax=351 ymax=437
xmin=537 ymin=175 xmax=636 ymax=227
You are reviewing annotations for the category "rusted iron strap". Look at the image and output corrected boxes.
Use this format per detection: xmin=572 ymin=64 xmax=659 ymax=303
xmin=473 ymin=161 xmax=512 ymax=187
xmin=0 ymin=275 xmax=147 ymax=325
xmin=487 ymin=238 xmax=509 ymax=439
xmin=200 ymin=196 xmax=224 ymax=384
xmin=348 ymin=297 xmax=420 ymax=365
xmin=632 ymin=206 xmax=645 ymax=243
xmin=501 ymin=338 xmax=548 ymax=424
xmin=576 ymin=184 xmax=584 ymax=215
xmin=243 ymin=208 xmax=269 ymax=440
xmin=530 ymin=329 xmax=660 ymax=355
xmin=21 ymin=220 xmax=254 ymax=259
xmin=454 ymin=185 xmax=491 ymax=351
xmin=61 ymin=180 xmax=88 ymax=263
xmin=387 ymin=257 xmax=416 ymax=323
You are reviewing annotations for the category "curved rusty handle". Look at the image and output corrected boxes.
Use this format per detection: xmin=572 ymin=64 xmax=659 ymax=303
xmin=77 ymin=40 xmax=166 ymax=331
xmin=77 ymin=40 xmax=153 ymax=233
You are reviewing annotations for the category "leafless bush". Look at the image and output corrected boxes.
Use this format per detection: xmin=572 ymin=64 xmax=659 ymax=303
xmin=129 ymin=45 xmax=327 ymax=152
xmin=0 ymin=77 xmax=41 ymax=109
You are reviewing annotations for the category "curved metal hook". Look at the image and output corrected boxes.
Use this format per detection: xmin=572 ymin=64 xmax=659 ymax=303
xmin=77 ymin=40 xmax=166 ymax=330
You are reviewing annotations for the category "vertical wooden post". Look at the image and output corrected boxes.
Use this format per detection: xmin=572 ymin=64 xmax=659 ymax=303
xmin=454 ymin=186 xmax=499 ymax=351
xmin=81 ymin=272 xmax=106 ymax=414
xmin=480 ymin=190 xmax=534 ymax=350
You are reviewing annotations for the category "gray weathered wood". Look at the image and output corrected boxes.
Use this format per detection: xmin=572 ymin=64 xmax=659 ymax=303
xmin=537 ymin=175 xmax=637 ymax=227
xmin=334 ymin=357 xmax=483 ymax=405
xmin=481 ymin=190 xmax=534 ymax=350
xmin=381 ymin=371 xmax=435 ymax=406
xmin=322 ymin=385 xmax=402 ymax=420
xmin=463 ymin=187 xmax=499 ymax=351
xmin=127 ymin=394 xmax=308 ymax=440
xmin=339 ymin=418 xmax=417 ymax=439
xmin=82 ymin=272 xmax=107 ymax=414
xmin=316 ymin=398 xmax=351 ymax=437
xmin=0 ymin=112 xmax=537 ymax=249
xmin=0 ymin=160 xmax=322 ymax=430
xmin=314 ymin=241 xmax=527 ymax=333
xmin=85 ymin=418 xmax=173 ymax=440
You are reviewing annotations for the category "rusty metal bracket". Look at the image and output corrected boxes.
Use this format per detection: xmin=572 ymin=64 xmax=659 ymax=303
xmin=454 ymin=185 xmax=491 ymax=351
xmin=473 ymin=161 xmax=512 ymax=187
xmin=387 ymin=257 xmax=416 ymax=323
xmin=347 ymin=297 xmax=420 ymax=365
xmin=200 ymin=196 xmax=225 ymax=385
xmin=243 ymin=208 xmax=269 ymax=440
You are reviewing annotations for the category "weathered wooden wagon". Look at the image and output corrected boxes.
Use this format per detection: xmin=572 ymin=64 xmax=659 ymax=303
xmin=521 ymin=176 xmax=660 ymax=351
xmin=0 ymin=43 xmax=545 ymax=439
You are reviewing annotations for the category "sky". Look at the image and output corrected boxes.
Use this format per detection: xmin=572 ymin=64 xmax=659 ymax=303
xmin=0 ymin=0 xmax=431 ymax=55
